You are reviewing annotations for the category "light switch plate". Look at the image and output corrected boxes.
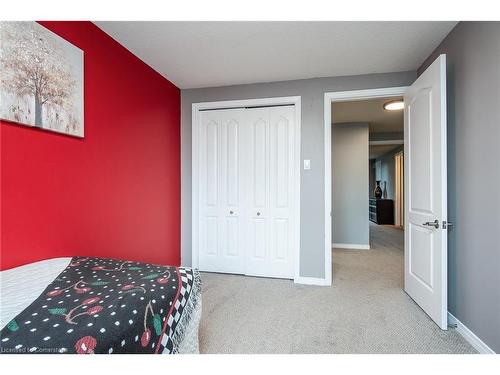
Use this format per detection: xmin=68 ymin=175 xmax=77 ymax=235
xmin=303 ymin=159 xmax=311 ymax=170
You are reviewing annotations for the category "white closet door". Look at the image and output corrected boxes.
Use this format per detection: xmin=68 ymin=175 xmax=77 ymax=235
xmin=244 ymin=106 xmax=296 ymax=278
xmin=198 ymin=109 xmax=245 ymax=274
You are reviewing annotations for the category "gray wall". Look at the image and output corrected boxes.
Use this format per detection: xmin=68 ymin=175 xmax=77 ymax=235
xmin=181 ymin=71 xmax=416 ymax=278
xmin=419 ymin=22 xmax=500 ymax=352
xmin=375 ymin=145 xmax=404 ymax=200
xmin=332 ymin=123 xmax=369 ymax=246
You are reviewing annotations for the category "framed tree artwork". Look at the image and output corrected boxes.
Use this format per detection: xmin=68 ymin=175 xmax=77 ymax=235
xmin=0 ymin=22 xmax=84 ymax=137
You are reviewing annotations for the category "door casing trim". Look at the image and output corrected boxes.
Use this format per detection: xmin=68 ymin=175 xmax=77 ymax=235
xmin=324 ymin=86 xmax=409 ymax=286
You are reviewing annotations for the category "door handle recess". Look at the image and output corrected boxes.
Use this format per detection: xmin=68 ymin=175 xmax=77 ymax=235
xmin=423 ymin=219 xmax=440 ymax=229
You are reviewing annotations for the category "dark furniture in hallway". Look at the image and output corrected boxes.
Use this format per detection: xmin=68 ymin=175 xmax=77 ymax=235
xmin=369 ymin=199 xmax=394 ymax=225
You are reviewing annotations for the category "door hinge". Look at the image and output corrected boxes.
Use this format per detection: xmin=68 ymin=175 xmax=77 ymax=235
xmin=442 ymin=220 xmax=454 ymax=229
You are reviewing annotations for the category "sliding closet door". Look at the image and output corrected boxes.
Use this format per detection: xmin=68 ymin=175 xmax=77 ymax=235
xmin=198 ymin=109 xmax=246 ymax=274
xmin=244 ymin=106 xmax=296 ymax=278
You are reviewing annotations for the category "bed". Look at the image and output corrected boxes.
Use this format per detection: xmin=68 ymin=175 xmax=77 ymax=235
xmin=0 ymin=257 xmax=201 ymax=354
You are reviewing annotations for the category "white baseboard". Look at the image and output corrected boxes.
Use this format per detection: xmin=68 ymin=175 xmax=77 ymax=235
xmin=332 ymin=243 xmax=370 ymax=250
xmin=448 ymin=312 xmax=496 ymax=354
xmin=294 ymin=276 xmax=331 ymax=286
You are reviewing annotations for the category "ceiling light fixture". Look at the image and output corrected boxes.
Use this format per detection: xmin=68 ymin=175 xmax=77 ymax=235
xmin=383 ymin=100 xmax=404 ymax=111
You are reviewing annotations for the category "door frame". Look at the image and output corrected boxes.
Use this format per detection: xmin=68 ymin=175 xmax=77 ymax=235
xmin=324 ymin=87 xmax=408 ymax=285
xmin=394 ymin=150 xmax=404 ymax=228
xmin=192 ymin=96 xmax=301 ymax=281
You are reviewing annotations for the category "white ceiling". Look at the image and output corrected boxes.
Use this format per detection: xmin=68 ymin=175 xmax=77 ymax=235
xmin=94 ymin=21 xmax=456 ymax=89
xmin=333 ymin=97 xmax=404 ymax=133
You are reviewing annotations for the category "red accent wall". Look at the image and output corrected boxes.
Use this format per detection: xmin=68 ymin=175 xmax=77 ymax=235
xmin=0 ymin=21 xmax=180 ymax=270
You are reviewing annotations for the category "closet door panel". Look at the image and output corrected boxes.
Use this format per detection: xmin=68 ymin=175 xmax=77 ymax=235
xmin=226 ymin=119 xmax=239 ymax=207
xmin=244 ymin=106 xmax=295 ymax=278
xmin=198 ymin=109 xmax=245 ymax=274
xmin=244 ymin=108 xmax=271 ymax=275
xmin=268 ymin=106 xmax=295 ymax=277
xmin=206 ymin=120 xmax=218 ymax=206
xmin=252 ymin=117 xmax=268 ymax=208
xmin=273 ymin=218 xmax=289 ymax=260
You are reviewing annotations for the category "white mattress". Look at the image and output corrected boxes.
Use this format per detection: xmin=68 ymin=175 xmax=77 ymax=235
xmin=0 ymin=257 xmax=72 ymax=329
xmin=0 ymin=257 xmax=201 ymax=353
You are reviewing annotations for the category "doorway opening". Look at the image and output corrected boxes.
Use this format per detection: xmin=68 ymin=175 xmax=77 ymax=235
xmin=323 ymin=87 xmax=407 ymax=286
xmin=331 ymin=96 xmax=404 ymax=253
xmin=330 ymin=95 xmax=405 ymax=293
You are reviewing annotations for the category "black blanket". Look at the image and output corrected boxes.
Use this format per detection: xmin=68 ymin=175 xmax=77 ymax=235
xmin=0 ymin=256 xmax=201 ymax=354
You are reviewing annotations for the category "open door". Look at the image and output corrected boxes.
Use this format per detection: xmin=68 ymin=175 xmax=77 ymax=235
xmin=404 ymin=54 xmax=448 ymax=329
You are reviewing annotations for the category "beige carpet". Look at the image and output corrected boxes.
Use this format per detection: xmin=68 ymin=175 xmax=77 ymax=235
xmin=198 ymin=224 xmax=476 ymax=353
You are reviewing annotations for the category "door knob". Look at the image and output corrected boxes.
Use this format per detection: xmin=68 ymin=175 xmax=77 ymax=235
xmin=257 ymin=212 xmax=261 ymax=216
xmin=229 ymin=211 xmax=234 ymax=215
xmin=423 ymin=219 xmax=439 ymax=229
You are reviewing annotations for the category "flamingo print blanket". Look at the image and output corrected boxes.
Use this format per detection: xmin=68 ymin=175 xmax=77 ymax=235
xmin=0 ymin=256 xmax=201 ymax=354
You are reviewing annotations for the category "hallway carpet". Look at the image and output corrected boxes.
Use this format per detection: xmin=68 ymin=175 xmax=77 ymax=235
xmin=198 ymin=224 xmax=476 ymax=353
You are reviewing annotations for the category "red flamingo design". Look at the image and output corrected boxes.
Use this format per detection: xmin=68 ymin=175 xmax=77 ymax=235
xmin=70 ymin=258 xmax=89 ymax=267
xmin=75 ymin=336 xmax=97 ymax=354
xmin=141 ymin=301 xmax=154 ymax=347
xmin=156 ymin=269 xmax=171 ymax=284
xmin=64 ymin=297 xmax=102 ymax=324
xmin=46 ymin=280 xmax=90 ymax=297
xmin=92 ymin=261 xmax=132 ymax=272
xmin=121 ymin=284 xmax=147 ymax=294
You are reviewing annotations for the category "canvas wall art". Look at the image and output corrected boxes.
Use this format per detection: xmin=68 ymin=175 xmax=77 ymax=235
xmin=0 ymin=22 xmax=84 ymax=137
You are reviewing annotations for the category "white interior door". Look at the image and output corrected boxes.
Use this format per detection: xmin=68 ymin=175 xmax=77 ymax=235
xmin=244 ymin=106 xmax=296 ymax=279
xmin=198 ymin=109 xmax=246 ymax=274
xmin=404 ymin=54 xmax=448 ymax=329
